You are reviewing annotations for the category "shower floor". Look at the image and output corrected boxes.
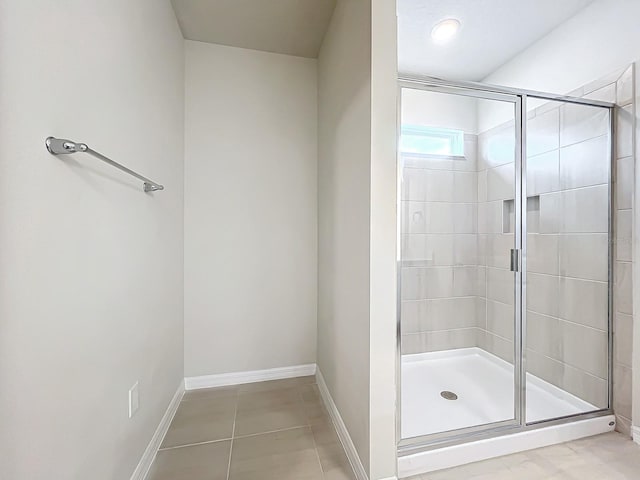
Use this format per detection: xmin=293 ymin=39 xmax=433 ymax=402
xmin=401 ymin=347 xmax=596 ymax=439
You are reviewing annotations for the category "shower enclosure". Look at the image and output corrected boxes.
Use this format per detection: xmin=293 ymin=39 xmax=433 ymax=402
xmin=397 ymin=78 xmax=614 ymax=462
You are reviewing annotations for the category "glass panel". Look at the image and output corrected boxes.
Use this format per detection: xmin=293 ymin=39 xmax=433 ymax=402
xmin=400 ymin=125 xmax=465 ymax=157
xmin=525 ymin=99 xmax=611 ymax=423
xmin=399 ymin=88 xmax=519 ymax=440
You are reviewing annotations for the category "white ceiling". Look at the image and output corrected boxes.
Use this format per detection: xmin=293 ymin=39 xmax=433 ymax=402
xmin=398 ymin=0 xmax=596 ymax=81
xmin=171 ymin=0 xmax=336 ymax=58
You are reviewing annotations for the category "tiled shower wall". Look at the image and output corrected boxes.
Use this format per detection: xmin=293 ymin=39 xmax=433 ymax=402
xmin=476 ymin=120 xmax=517 ymax=362
xmin=526 ymin=96 xmax=610 ymax=410
xmin=400 ymin=134 xmax=480 ymax=353
xmin=400 ymin=66 xmax=634 ymax=433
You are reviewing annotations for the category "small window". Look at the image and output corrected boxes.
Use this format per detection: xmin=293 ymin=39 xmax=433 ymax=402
xmin=400 ymin=125 xmax=464 ymax=157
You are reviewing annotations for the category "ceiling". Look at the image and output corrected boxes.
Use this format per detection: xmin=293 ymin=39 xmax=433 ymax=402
xmin=398 ymin=0 xmax=596 ymax=81
xmin=171 ymin=0 xmax=337 ymax=58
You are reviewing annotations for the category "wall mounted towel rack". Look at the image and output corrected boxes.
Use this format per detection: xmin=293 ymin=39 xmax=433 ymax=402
xmin=45 ymin=137 xmax=164 ymax=192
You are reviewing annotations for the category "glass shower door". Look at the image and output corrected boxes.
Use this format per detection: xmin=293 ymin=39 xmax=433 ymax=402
xmin=398 ymin=85 xmax=523 ymax=441
xmin=397 ymin=79 xmax=615 ymax=455
xmin=524 ymin=100 xmax=612 ymax=424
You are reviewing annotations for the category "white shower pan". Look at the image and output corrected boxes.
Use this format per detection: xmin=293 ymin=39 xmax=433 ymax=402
xmin=398 ymin=348 xmax=615 ymax=476
xmin=401 ymin=347 xmax=596 ymax=438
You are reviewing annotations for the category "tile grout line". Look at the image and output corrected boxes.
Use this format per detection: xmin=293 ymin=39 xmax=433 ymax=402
xmin=310 ymin=427 xmax=326 ymax=479
xmin=157 ymin=382 xmax=319 ymax=452
xmin=158 ymin=437 xmax=232 ymax=452
xmin=403 ymin=180 xmax=611 ymax=205
xmin=153 ymin=380 xmax=361 ymax=480
xmin=301 ymin=382 xmax=327 ymax=479
xmin=234 ymin=424 xmax=312 ymax=440
xmin=226 ymin=389 xmax=239 ymax=480
xmin=227 ymin=379 xmax=320 ymax=438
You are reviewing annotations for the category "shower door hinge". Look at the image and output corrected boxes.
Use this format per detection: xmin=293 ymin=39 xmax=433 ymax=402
xmin=510 ymin=249 xmax=520 ymax=272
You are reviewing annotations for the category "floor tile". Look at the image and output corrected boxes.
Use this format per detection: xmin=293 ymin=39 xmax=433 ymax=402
xmin=234 ymin=402 xmax=309 ymax=437
xmin=151 ymin=378 xmax=638 ymax=480
xmin=300 ymin=383 xmax=322 ymax=402
xmin=311 ymin=419 xmax=356 ymax=480
xmin=151 ymin=377 xmax=358 ymax=480
xmin=234 ymin=387 xmax=308 ymax=436
xmin=161 ymin=395 xmax=236 ymax=448
xmin=301 ymin=384 xmax=332 ymax=425
xmin=237 ymin=375 xmax=316 ymax=394
xmin=147 ymin=440 xmax=231 ymax=480
xmin=229 ymin=426 xmax=323 ymax=480
xmin=317 ymin=443 xmax=356 ymax=480
xmin=311 ymin=419 xmax=341 ymax=446
xmin=237 ymin=386 xmax=303 ymax=409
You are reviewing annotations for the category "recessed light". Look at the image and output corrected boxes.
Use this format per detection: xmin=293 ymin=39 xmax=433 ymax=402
xmin=431 ymin=18 xmax=461 ymax=44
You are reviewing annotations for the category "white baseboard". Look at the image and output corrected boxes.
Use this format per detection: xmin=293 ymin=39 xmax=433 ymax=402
xmin=184 ymin=363 xmax=317 ymax=390
xmin=129 ymin=380 xmax=185 ymax=480
xmin=398 ymin=414 xmax=615 ymax=477
xmin=316 ymin=369 xmax=368 ymax=480
xmin=632 ymin=426 xmax=640 ymax=445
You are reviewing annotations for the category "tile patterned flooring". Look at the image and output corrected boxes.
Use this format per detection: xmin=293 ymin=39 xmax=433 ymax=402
xmin=406 ymin=432 xmax=640 ymax=480
xmin=147 ymin=375 xmax=356 ymax=480
xmin=148 ymin=374 xmax=640 ymax=480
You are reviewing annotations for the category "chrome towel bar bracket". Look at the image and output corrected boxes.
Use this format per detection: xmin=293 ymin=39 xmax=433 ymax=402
xmin=45 ymin=137 xmax=164 ymax=193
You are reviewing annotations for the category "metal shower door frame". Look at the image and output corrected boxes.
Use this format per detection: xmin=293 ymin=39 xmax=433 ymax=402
xmin=396 ymin=76 xmax=615 ymax=456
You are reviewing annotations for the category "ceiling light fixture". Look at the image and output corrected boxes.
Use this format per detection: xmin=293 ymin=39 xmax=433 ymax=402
xmin=431 ymin=18 xmax=461 ymax=44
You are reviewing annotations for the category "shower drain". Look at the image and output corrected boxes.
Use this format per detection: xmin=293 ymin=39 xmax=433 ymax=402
xmin=440 ymin=390 xmax=458 ymax=400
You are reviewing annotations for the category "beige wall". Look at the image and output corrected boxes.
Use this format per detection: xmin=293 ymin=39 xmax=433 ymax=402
xmin=0 ymin=1 xmax=185 ymax=478
xmin=0 ymin=2 xmax=399 ymax=478
xmin=183 ymin=41 xmax=318 ymax=377
xmin=481 ymin=0 xmax=640 ymax=133
xmin=634 ymin=64 xmax=640 ymax=442
xmin=317 ymin=0 xmax=372 ymax=474
xmin=484 ymin=0 xmax=640 ymax=95
xmin=369 ymin=0 xmax=398 ymax=478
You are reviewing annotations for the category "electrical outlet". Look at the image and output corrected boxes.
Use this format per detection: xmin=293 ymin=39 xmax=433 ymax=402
xmin=128 ymin=382 xmax=139 ymax=418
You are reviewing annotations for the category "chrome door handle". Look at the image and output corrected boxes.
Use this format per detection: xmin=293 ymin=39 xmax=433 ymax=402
xmin=510 ymin=249 xmax=520 ymax=272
